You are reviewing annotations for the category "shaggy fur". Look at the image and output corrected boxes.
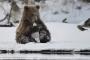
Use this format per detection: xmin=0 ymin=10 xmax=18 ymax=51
xmin=16 ymin=5 xmax=51 ymax=44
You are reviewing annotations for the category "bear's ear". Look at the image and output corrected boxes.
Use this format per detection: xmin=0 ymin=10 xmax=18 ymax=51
xmin=24 ymin=6 xmax=29 ymax=10
xmin=36 ymin=5 xmax=40 ymax=9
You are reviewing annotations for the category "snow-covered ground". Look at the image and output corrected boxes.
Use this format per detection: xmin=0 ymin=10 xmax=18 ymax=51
xmin=1 ymin=0 xmax=90 ymax=24
xmin=0 ymin=22 xmax=90 ymax=59
xmin=40 ymin=0 xmax=90 ymax=23
xmin=0 ymin=22 xmax=90 ymax=50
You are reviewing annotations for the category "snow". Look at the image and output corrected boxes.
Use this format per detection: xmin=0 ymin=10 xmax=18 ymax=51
xmin=0 ymin=0 xmax=90 ymax=59
xmin=40 ymin=0 xmax=90 ymax=23
xmin=1 ymin=0 xmax=90 ymax=23
xmin=0 ymin=54 xmax=90 ymax=59
xmin=0 ymin=22 xmax=90 ymax=50
xmin=0 ymin=22 xmax=90 ymax=59
xmin=0 ymin=1 xmax=11 ymax=25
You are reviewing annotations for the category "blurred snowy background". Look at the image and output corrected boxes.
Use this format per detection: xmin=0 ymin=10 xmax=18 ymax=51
xmin=40 ymin=0 xmax=90 ymax=23
xmin=0 ymin=0 xmax=90 ymax=59
xmin=1 ymin=0 xmax=90 ymax=24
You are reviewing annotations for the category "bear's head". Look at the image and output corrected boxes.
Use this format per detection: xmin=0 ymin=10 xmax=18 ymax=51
xmin=22 ymin=5 xmax=40 ymax=24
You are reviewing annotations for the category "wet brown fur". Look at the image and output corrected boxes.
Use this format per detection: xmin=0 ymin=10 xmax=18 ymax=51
xmin=16 ymin=5 xmax=40 ymax=44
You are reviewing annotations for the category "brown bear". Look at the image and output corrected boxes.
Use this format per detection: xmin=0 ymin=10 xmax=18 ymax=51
xmin=16 ymin=5 xmax=51 ymax=44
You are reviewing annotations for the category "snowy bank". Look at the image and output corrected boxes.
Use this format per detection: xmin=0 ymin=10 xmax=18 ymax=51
xmin=0 ymin=22 xmax=90 ymax=50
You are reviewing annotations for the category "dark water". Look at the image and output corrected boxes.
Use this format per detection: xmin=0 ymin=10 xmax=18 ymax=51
xmin=0 ymin=49 xmax=90 ymax=60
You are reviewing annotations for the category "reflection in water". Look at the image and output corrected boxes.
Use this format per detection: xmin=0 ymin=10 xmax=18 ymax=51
xmin=0 ymin=54 xmax=90 ymax=60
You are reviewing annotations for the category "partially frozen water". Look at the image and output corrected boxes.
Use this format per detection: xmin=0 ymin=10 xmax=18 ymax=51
xmin=0 ymin=54 xmax=90 ymax=59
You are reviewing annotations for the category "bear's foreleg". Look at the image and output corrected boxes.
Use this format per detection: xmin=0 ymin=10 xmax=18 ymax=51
xmin=39 ymin=29 xmax=51 ymax=43
xmin=16 ymin=32 xmax=30 ymax=44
